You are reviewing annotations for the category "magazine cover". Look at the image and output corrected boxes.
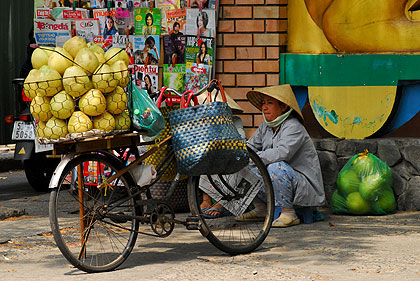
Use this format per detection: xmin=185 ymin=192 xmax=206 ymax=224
xmin=184 ymin=63 xmax=211 ymax=92
xmin=185 ymin=35 xmax=214 ymax=66
xmin=35 ymin=8 xmax=53 ymax=19
xmin=134 ymin=8 xmax=161 ymax=35
xmin=163 ymin=64 xmax=185 ymax=93
xmin=187 ymin=0 xmax=217 ymax=10
xmin=52 ymin=7 xmax=89 ymax=19
xmin=34 ymin=0 xmax=58 ymax=9
xmin=93 ymin=8 xmax=117 ymax=36
xmin=34 ymin=19 xmax=72 ymax=47
xmin=115 ymin=0 xmax=127 ymax=8
xmin=163 ymin=34 xmax=185 ymax=65
xmin=166 ymin=8 xmax=186 ymax=35
xmin=133 ymin=0 xmax=155 ymax=8
xmin=90 ymin=0 xmax=116 ymax=8
xmin=133 ymin=64 xmax=159 ymax=94
xmin=130 ymin=35 xmax=160 ymax=65
xmin=156 ymin=0 xmax=181 ymax=35
xmin=75 ymin=19 xmax=101 ymax=43
xmin=185 ymin=8 xmax=215 ymax=38
xmin=114 ymin=8 xmax=135 ymax=35
xmin=102 ymin=35 xmax=131 ymax=52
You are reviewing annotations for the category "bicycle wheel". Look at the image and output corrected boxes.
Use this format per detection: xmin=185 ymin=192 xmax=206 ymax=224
xmin=49 ymin=153 xmax=140 ymax=273
xmin=188 ymin=146 xmax=274 ymax=255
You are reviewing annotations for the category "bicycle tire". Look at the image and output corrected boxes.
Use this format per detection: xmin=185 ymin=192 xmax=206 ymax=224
xmin=188 ymin=146 xmax=274 ymax=255
xmin=49 ymin=153 xmax=140 ymax=273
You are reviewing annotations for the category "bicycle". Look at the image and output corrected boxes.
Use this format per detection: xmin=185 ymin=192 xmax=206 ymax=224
xmin=48 ymin=81 xmax=275 ymax=273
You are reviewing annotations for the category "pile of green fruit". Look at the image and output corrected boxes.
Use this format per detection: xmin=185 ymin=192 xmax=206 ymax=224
xmin=331 ymin=150 xmax=396 ymax=215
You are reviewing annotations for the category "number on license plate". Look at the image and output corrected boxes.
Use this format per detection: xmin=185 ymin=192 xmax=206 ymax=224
xmin=12 ymin=121 xmax=35 ymax=140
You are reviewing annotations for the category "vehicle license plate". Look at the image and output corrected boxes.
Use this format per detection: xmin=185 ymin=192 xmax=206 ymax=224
xmin=12 ymin=121 xmax=35 ymax=140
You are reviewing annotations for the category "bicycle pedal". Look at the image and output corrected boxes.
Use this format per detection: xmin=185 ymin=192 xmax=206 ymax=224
xmin=186 ymin=216 xmax=199 ymax=222
xmin=186 ymin=224 xmax=199 ymax=230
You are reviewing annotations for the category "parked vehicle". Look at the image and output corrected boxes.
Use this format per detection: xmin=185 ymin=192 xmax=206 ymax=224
xmin=4 ymin=78 xmax=60 ymax=192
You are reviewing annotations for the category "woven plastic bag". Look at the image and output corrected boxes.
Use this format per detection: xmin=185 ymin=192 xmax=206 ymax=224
xmin=130 ymin=81 xmax=165 ymax=137
xmin=332 ymin=150 xmax=396 ymax=215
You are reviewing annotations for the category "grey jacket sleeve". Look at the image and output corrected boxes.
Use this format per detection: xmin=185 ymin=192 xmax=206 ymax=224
xmin=256 ymin=121 xmax=306 ymax=165
xmin=247 ymin=125 xmax=263 ymax=152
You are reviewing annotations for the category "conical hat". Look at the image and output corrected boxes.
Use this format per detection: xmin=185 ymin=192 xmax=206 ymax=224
xmin=197 ymin=89 xmax=243 ymax=113
xmin=246 ymin=84 xmax=303 ymax=120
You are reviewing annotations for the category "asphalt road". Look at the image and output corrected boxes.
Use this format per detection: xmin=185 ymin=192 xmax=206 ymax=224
xmin=1 ymin=170 xmax=420 ymax=280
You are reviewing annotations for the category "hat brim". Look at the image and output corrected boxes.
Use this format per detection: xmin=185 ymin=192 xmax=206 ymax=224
xmin=246 ymin=85 xmax=304 ymax=120
xmin=197 ymin=89 xmax=243 ymax=113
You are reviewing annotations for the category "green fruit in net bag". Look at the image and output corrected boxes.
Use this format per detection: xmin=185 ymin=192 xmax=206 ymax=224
xmin=372 ymin=187 xmax=397 ymax=215
xmin=331 ymin=190 xmax=348 ymax=214
xmin=359 ymin=173 xmax=389 ymax=201
xmin=337 ymin=169 xmax=361 ymax=197
xmin=346 ymin=192 xmax=371 ymax=215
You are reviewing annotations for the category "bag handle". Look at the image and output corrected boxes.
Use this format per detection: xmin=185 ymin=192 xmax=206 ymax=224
xmin=206 ymin=79 xmax=227 ymax=104
xmin=156 ymin=87 xmax=184 ymax=108
xmin=156 ymin=87 xmax=168 ymax=109
xmin=180 ymin=90 xmax=199 ymax=109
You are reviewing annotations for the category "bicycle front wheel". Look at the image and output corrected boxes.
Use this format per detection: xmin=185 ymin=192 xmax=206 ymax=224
xmin=49 ymin=153 xmax=139 ymax=273
xmin=188 ymin=147 xmax=274 ymax=255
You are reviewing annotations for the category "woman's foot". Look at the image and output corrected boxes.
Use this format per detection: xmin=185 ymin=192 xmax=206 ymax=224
xmin=236 ymin=202 xmax=267 ymax=222
xmin=203 ymin=202 xmax=230 ymax=219
xmin=272 ymin=207 xmax=300 ymax=228
xmin=200 ymin=193 xmax=213 ymax=211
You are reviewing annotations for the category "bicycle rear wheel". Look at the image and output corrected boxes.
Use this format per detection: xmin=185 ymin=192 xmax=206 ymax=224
xmin=49 ymin=153 xmax=139 ymax=273
xmin=188 ymin=147 xmax=274 ymax=255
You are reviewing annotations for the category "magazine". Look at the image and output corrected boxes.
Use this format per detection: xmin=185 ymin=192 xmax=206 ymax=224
xmin=134 ymin=8 xmax=161 ymax=35
xmin=130 ymin=35 xmax=160 ymax=65
xmin=185 ymin=8 xmax=215 ymax=38
xmin=115 ymin=0 xmax=128 ymax=8
xmin=52 ymin=7 xmax=89 ymax=19
xmin=185 ymin=35 xmax=214 ymax=66
xmin=133 ymin=0 xmax=155 ymax=8
xmin=166 ymin=8 xmax=186 ymax=35
xmin=114 ymin=8 xmax=135 ymax=35
xmin=163 ymin=34 xmax=185 ymax=65
xmin=90 ymin=0 xmax=116 ymax=8
xmin=133 ymin=64 xmax=159 ymax=94
xmin=156 ymin=0 xmax=181 ymax=35
xmin=75 ymin=19 xmax=101 ymax=43
xmin=34 ymin=0 xmax=58 ymax=9
xmin=34 ymin=19 xmax=72 ymax=47
xmin=163 ymin=64 xmax=185 ymax=93
xmin=101 ymin=35 xmax=132 ymax=53
xmin=93 ymin=8 xmax=116 ymax=36
xmin=187 ymin=0 xmax=217 ymax=10
xmin=35 ymin=8 xmax=53 ymax=19
xmin=184 ymin=63 xmax=211 ymax=93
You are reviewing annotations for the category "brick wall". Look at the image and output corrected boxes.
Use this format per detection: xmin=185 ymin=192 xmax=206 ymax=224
xmin=215 ymin=0 xmax=288 ymax=137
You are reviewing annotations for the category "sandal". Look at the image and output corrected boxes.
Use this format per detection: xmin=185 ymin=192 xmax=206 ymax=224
xmin=202 ymin=208 xmax=230 ymax=219
xmin=235 ymin=209 xmax=265 ymax=222
xmin=272 ymin=215 xmax=300 ymax=228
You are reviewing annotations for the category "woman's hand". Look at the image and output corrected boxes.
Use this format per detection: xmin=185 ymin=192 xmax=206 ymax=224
xmin=153 ymin=46 xmax=159 ymax=61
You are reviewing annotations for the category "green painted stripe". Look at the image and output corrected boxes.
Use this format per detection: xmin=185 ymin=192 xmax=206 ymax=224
xmin=280 ymin=54 xmax=420 ymax=86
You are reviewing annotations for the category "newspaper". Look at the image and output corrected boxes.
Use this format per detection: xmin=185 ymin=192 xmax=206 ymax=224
xmin=198 ymin=168 xmax=263 ymax=217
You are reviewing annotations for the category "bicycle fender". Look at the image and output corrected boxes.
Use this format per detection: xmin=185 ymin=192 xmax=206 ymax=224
xmin=49 ymin=153 xmax=76 ymax=189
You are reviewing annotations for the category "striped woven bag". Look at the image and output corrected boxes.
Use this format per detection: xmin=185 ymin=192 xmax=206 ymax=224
xmin=169 ymin=80 xmax=249 ymax=176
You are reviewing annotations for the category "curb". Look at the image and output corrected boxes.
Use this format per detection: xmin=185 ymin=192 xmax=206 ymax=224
xmin=0 ymin=207 xmax=27 ymax=221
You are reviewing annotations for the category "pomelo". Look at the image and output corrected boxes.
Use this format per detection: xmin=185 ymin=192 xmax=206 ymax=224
xmin=346 ymin=192 xmax=371 ymax=215
xmin=63 ymin=65 xmax=92 ymax=98
xmin=35 ymin=65 xmax=63 ymax=97
xmin=63 ymin=36 xmax=87 ymax=59
xmin=93 ymin=111 xmax=115 ymax=132
xmin=114 ymin=111 xmax=131 ymax=130
xmin=372 ymin=187 xmax=397 ymax=215
xmin=48 ymin=47 xmax=73 ymax=76
xmin=74 ymin=47 xmax=100 ymax=74
xmin=43 ymin=117 xmax=68 ymax=140
xmin=36 ymin=120 xmax=47 ymax=138
xmin=337 ymin=169 xmax=361 ymax=198
xmin=23 ymin=69 xmax=39 ymax=99
xmin=112 ymin=60 xmax=130 ymax=87
xmin=79 ymin=89 xmax=106 ymax=116
xmin=68 ymin=111 xmax=93 ymax=134
xmin=359 ymin=173 xmax=389 ymax=201
xmin=106 ymin=86 xmax=128 ymax=115
xmin=87 ymin=42 xmax=105 ymax=55
xmin=104 ymin=48 xmax=129 ymax=66
xmin=351 ymin=153 xmax=376 ymax=178
xmin=92 ymin=64 xmax=118 ymax=93
xmin=331 ymin=190 xmax=348 ymax=214
xmin=50 ymin=90 xmax=75 ymax=119
xmin=30 ymin=95 xmax=52 ymax=121
xmin=31 ymin=47 xmax=54 ymax=69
